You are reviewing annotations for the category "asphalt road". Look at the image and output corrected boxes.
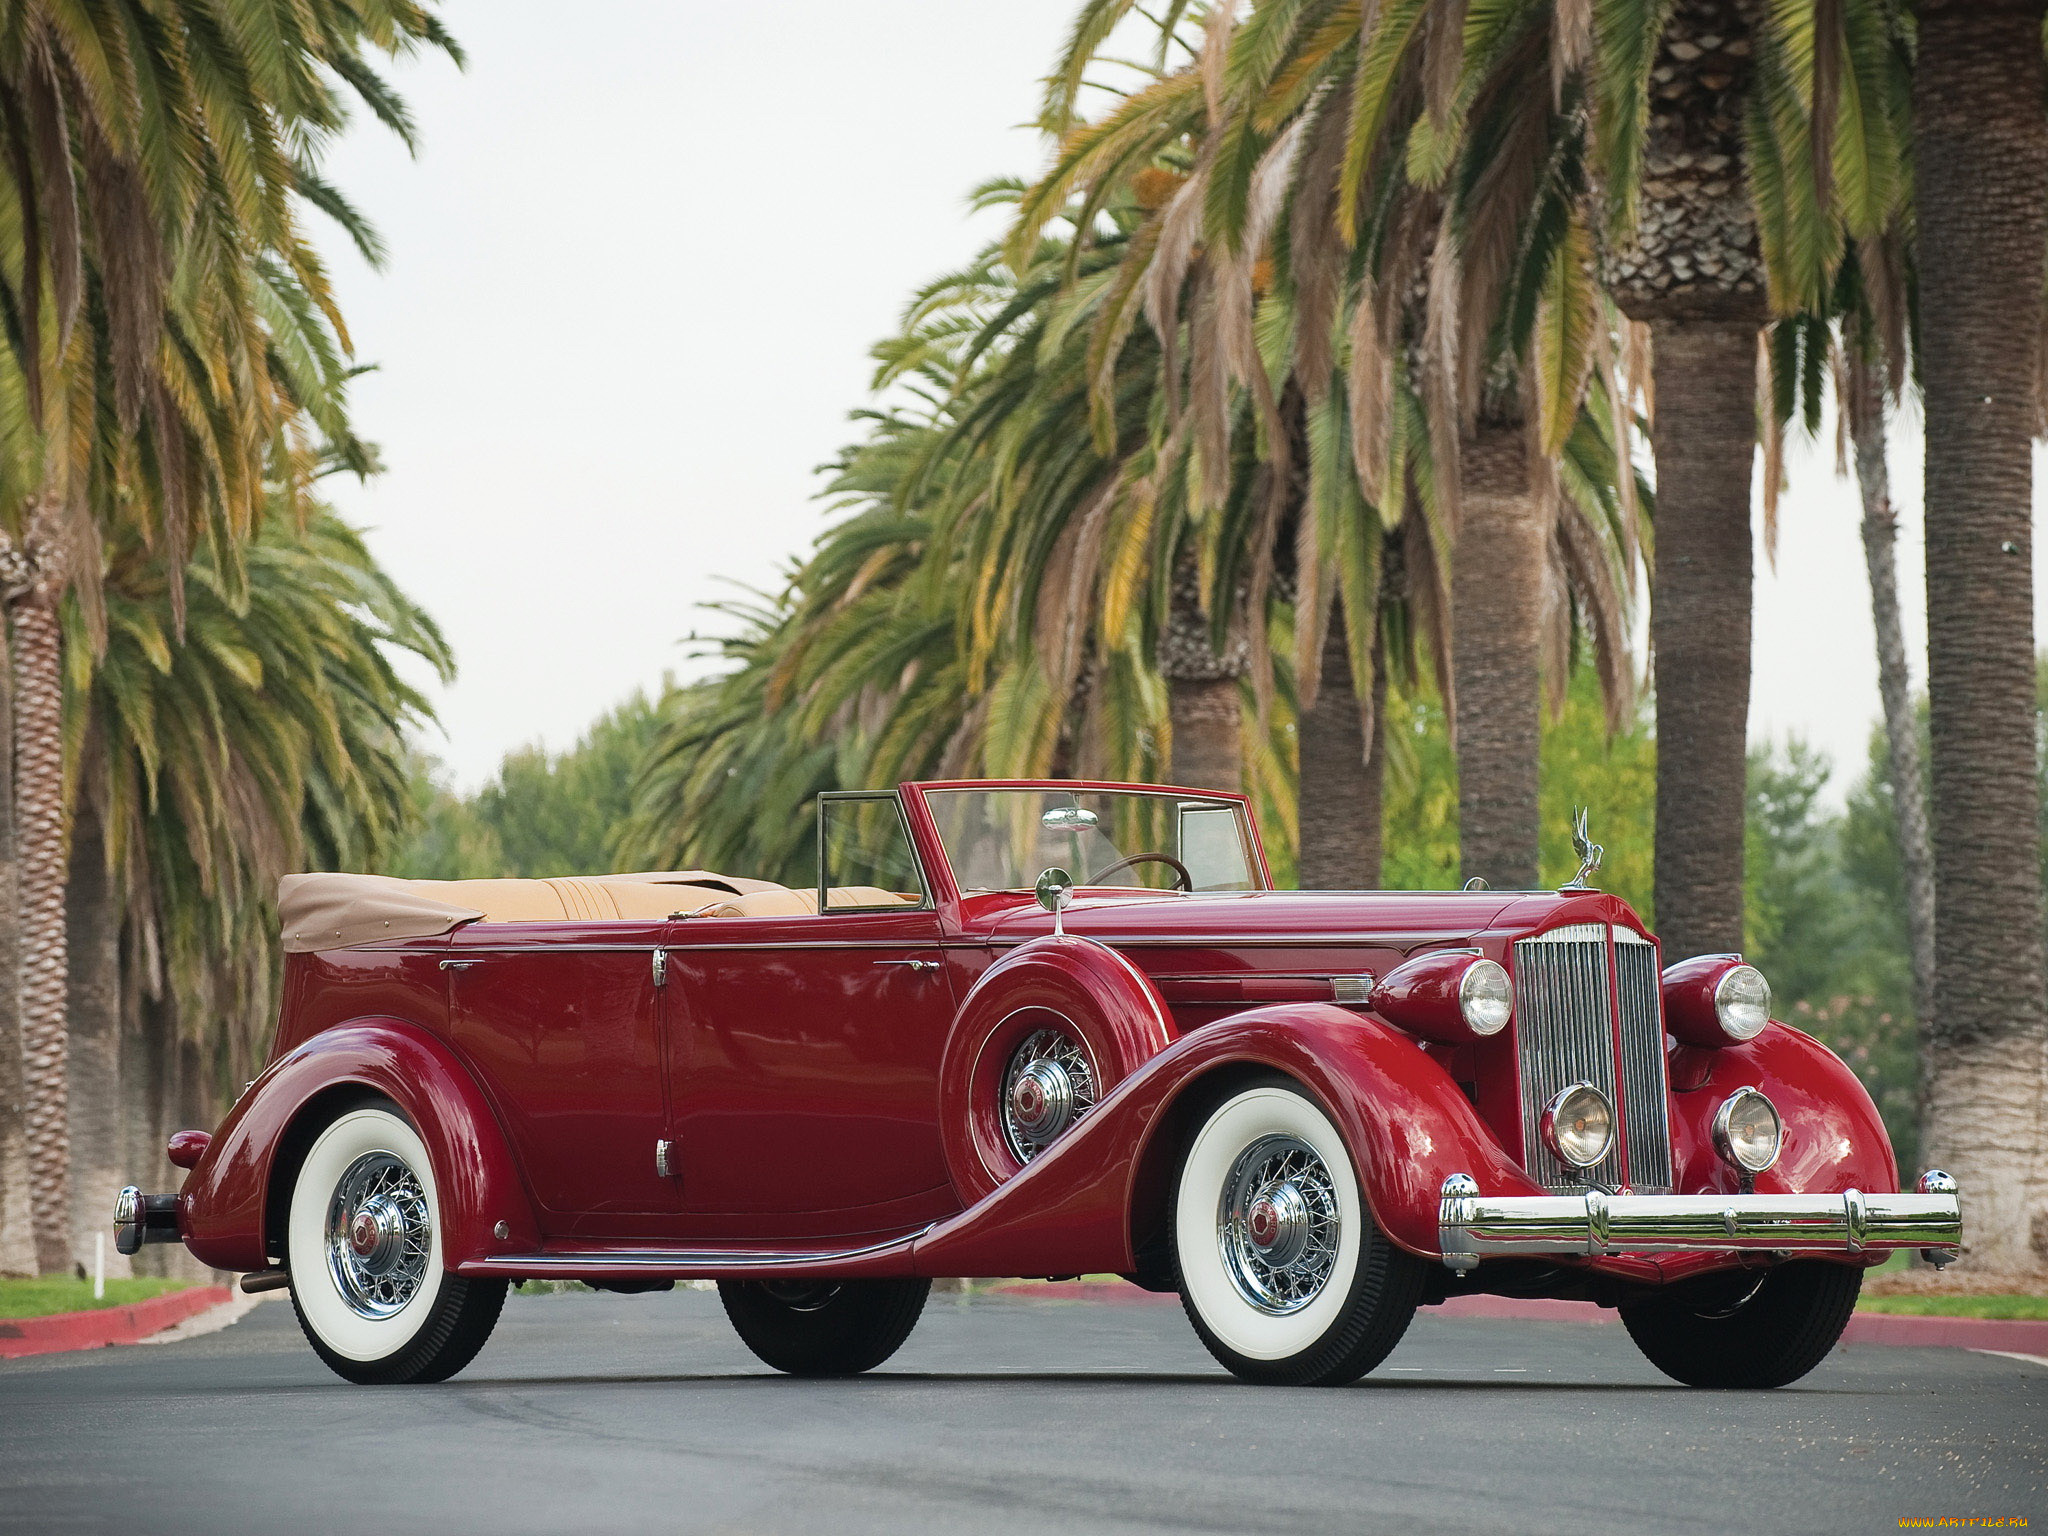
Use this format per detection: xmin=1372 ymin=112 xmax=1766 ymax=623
xmin=1 ymin=1286 xmax=2040 ymax=1535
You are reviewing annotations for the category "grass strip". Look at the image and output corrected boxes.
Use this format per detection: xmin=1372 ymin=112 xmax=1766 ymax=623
xmin=1857 ymin=1294 xmax=2048 ymax=1320
xmin=0 ymin=1276 xmax=195 ymax=1320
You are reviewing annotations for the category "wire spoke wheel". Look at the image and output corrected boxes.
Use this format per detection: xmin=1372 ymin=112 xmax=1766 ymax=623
xmin=1172 ymin=1079 xmax=1425 ymax=1386
xmin=324 ymin=1150 xmax=434 ymax=1319
xmin=1216 ymin=1135 xmax=1342 ymax=1315
xmin=1000 ymin=1026 xmax=1098 ymax=1164
xmin=286 ymin=1103 xmax=506 ymax=1385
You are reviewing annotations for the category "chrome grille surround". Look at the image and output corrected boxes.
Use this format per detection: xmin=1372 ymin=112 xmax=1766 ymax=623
xmin=1512 ymin=924 xmax=1672 ymax=1194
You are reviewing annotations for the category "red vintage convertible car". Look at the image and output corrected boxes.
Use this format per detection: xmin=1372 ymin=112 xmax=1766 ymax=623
xmin=117 ymin=780 xmax=1961 ymax=1388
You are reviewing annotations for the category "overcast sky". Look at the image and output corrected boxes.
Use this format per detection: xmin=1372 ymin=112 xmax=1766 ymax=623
xmin=317 ymin=0 xmax=2034 ymax=806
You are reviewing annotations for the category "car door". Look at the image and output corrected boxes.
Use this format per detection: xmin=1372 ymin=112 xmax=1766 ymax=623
xmin=446 ymin=921 xmax=681 ymax=1239
xmin=662 ymin=906 xmax=959 ymax=1235
xmin=662 ymin=791 xmax=960 ymax=1238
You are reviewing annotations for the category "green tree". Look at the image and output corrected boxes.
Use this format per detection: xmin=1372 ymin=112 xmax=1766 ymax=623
xmin=0 ymin=0 xmax=458 ymax=1271
xmin=390 ymin=691 xmax=674 ymax=882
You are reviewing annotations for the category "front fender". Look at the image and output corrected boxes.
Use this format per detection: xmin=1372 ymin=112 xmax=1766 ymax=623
xmin=913 ymin=1002 xmax=1532 ymax=1276
xmin=179 ymin=1018 xmax=540 ymax=1272
xmin=1668 ymin=1020 xmax=1900 ymax=1196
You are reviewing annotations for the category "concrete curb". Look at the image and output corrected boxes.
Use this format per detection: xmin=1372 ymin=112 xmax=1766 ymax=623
xmin=0 ymin=1285 xmax=233 ymax=1360
xmin=989 ymin=1281 xmax=2048 ymax=1354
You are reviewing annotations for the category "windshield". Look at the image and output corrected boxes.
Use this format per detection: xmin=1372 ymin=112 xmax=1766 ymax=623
xmin=923 ymin=788 xmax=1260 ymax=894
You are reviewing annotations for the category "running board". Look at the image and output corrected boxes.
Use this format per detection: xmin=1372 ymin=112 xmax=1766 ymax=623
xmin=458 ymin=1228 xmax=931 ymax=1282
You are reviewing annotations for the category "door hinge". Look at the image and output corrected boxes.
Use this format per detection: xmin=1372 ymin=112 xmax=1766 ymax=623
xmin=655 ymin=1139 xmax=677 ymax=1179
xmin=652 ymin=947 xmax=667 ymax=988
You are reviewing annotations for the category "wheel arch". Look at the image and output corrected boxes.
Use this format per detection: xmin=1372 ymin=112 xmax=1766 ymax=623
xmin=1122 ymin=1059 xmax=1279 ymax=1287
xmin=938 ymin=934 xmax=1175 ymax=1205
xmin=179 ymin=1017 xmax=540 ymax=1273
xmin=914 ymin=1004 xmax=1537 ymax=1277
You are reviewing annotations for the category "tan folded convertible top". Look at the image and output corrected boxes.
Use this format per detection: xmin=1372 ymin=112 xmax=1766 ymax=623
xmin=277 ymin=870 xmax=786 ymax=952
xmin=277 ymin=869 xmax=921 ymax=952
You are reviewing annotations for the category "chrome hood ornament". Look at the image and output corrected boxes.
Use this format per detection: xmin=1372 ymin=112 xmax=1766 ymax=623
xmin=1562 ymin=807 xmax=1603 ymax=891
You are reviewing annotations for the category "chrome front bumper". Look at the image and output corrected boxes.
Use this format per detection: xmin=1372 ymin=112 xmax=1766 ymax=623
xmin=1437 ymin=1170 xmax=1962 ymax=1272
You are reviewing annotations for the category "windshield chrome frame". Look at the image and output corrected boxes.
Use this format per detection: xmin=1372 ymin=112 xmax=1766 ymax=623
xmin=913 ymin=783 xmax=1266 ymax=896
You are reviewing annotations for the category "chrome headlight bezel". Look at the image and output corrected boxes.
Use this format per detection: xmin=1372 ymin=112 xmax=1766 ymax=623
xmin=1712 ymin=964 xmax=1772 ymax=1042
xmin=1712 ymin=1087 xmax=1783 ymax=1174
xmin=1540 ymin=1083 xmax=1615 ymax=1169
xmin=1457 ymin=959 xmax=1513 ymax=1037
xmin=1661 ymin=954 xmax=1776 ymax=1046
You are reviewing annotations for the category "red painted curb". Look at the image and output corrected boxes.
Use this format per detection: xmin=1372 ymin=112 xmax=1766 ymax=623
xmin=1840 ymin=1311 xmax=2048 ymax=1354
xmin=0 ymin=1285 xmax=232 ymax=1360
xmin=992 ymin=1281 xmax=2048 ymax=1354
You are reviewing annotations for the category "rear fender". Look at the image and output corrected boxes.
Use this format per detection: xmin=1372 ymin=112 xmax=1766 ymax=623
xmin=912 ymin=1003 xmax=1532 ymax=1276
xmin=178 ymin=1018 xmax=540 ymax=1272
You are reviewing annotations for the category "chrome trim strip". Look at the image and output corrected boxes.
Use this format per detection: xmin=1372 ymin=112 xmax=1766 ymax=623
xmin=469 ymin=1227 xmax=932 ymax=1275
xmin=1435 ymin=1173 xmax=1963 ymax=1270
xmin=986 ymin=932 xmax=1457 ymax=949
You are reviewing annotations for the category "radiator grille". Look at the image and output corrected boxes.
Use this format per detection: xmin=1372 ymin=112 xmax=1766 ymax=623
xmin=1512 ymin=924 xmax=1672 ymax=1194
xmin=1613 ymin=932 xmax=1674 ymax=1192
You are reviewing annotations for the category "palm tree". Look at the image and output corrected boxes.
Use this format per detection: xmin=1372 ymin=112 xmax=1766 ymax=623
xmin=0 ymin=0 xmax=457 ymax=1271
xmin=1911 ymin=1 xmax=2048 ymax=1276
xmin=64 ymin=505 xmax=448 ymax=1270
xmin=1838 ymin=345 xmax=1931 ymax=1030
xmin=1022 ymin=4 xmax=1650 ymax=890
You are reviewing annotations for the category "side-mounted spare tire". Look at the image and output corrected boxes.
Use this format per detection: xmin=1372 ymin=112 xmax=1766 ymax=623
xmin=937 ymin=934 xmax=1174 ymax=1204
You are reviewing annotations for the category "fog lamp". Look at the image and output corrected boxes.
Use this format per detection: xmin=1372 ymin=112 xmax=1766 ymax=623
xmin=1713 ymin=1087 xmax=1782 ymax=1174
xmin=1540 ymin=1083 xmax=1614 ymax=1169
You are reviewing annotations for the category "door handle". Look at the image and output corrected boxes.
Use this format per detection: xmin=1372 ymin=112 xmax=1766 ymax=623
xmin=439 ymin=958 xmax=482 ymax=971
xmin=873 ymin=959 xmax=939 ymax=973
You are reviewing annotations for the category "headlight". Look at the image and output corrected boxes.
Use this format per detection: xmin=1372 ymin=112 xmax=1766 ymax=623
xmin=1540 ymin=1083 xmax=1614 ymax=1169
xmin=1371 ymin=951 xmax=1514 ymax=1042
xmin=1458 ymin=960 xmax=1512 ymax=1036
xmin=1713 ymin=964 xmax=1772 ymax=1041
xmin=1712 ymin=1087 xmax=1782 ymax=1173
xmin=1661 ymin=954 xmax=1775 ymax=1046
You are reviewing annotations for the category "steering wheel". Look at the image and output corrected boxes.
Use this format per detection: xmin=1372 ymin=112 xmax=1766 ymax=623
xmin=1082 ymin=852 xmax=1193 ymax=892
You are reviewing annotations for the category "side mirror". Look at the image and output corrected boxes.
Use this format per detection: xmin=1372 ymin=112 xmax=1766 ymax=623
xmin=1035 ymin=867 xmax=1075 ymax=934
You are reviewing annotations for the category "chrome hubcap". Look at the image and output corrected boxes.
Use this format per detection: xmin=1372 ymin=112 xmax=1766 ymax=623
xmin=1218 ymin=1135 xmax=1340 ymax=1315
xmin=325 ymin=1151 xmax=431 ymax=1319
xmin=1001 ymin=1027 xmax=1097 ymax=1163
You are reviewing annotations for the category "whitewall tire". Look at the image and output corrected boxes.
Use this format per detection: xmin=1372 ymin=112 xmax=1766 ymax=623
xmin=285 ymin=1101 xmax=506 ymax=1384
xmin=1173 ymin=1078 xmax=1426 ymax=1385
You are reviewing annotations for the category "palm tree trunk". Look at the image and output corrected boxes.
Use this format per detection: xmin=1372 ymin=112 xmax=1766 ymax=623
xmin=1298 ymin=605 xmax=1385 ymax=888
xmin=1452 ymin=426 xmax=1544 ymax=890
xmin=1844 ymin=354 xmax=1934 ymax=1027
xmin=0 ymin=639 xmax=29 ymax=1278
xmin=9 ymin=572 xmax=71 ymax=1272
xmin=65 ymin=791 xmax=125 ymax=1276
xmin=1162 ymin=553 xmax=1245 ymax=792
xmin=1913 ymin=0 xmax=2048 ymax=1277
xmin=1601 ymin=0 xmax=1767 ymax=961
xmin=1647 ymin=319 xmax=1756 ymax=960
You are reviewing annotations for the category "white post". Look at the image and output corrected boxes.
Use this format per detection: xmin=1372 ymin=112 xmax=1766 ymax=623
xmin=94 ymin=1231 xmax=105 ymax=1301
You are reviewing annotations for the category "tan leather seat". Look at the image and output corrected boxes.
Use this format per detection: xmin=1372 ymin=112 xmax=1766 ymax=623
xmin=691 ymin=886 xmax=920 ymax=919
xmin=400 ymin=874 xmax=787 ymax=924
